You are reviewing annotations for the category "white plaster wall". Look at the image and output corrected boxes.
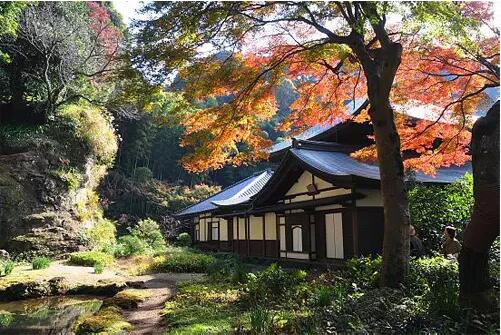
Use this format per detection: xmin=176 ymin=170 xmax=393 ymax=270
xmin=357 ymin=188 xmax=383 ymax=207
xmin=316 ymin=187 xmax=351 ymax=199
xmin=219 ymin=218 xmax=228 ymax=241
xmin=199 ymin=217 xmax=206 ymax=241
xmin=286 ymin=171 xmax=313 ymax=195
xmin=285 ymin=171 xmax=351 ymax=202
xmin=249 ymin=216 xmax=263 ymax=240
xmin=264 ymin=212 xmax=276 ymax=240
xmin=238 ymin=217 xmax=246 ymax=240
xmin=233 ymin=217 xmax=238 ymax=239
xmin=314 ymin=176 xmax=333 ymax=189
xmin=315 ymin=204 xmax=343 ymax=211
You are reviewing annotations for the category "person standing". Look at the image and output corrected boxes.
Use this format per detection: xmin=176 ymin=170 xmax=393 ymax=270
xmin=442 ymin=226 xmax=462 ymax=259
xmin=409 ymin=225 xmax=425 ymax=257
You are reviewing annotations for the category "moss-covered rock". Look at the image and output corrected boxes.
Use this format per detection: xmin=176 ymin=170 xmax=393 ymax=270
xmin=0 ymin=106 xmax=118 ymax=257
xmin=73 ymin=306 xmax=133 ymax=335
xmin=103 ymin=289 xmax=151 ymax=310
xmin=0 ymin=276 xmax=69 ymax=301
xmin=68 ymin=280 xmax=127 ymax=297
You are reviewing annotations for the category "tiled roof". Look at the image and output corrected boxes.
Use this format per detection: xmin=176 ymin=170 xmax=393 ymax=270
xmin=211 ymin=170 xmax=273 ymax=207
xmin=269 ymin=94 xmax=499 ymax=154
xmin=269 ymin=99 xmax=368 ymax=154
xmin=176 ymin=170 xmax=273 ymax=216
xmin=290 ymin=146 xmax=471 ymax=184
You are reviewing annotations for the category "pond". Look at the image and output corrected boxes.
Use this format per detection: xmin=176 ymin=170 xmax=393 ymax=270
xmin=0 ymin=295 xmax=102 ymax=335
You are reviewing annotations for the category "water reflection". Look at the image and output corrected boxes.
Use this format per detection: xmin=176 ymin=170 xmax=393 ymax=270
xmin=0 ymin=295 xmax=102 ymax=335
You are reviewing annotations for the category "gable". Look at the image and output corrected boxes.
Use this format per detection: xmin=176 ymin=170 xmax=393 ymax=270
xmin=285 ymin=171 xmax=352 ymax=203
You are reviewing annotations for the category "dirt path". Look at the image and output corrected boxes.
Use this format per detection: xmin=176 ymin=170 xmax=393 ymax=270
xmin=124 ymin=273 xmax=205 ymax=335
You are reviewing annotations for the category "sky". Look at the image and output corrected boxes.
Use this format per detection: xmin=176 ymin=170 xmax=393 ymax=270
xmin=112 ymin=0 xmax=144 ymax=25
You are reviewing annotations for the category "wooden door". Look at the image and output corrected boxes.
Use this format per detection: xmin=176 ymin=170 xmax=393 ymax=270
xmin=325 ymin=213 xmax=344 ymax=259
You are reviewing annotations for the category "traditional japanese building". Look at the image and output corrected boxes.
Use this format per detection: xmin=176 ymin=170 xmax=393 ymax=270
xmin=176 ymin=102 xmax=473 ymax=263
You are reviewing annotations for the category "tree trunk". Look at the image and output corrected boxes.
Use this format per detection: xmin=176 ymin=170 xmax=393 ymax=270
xmin=459 ymin=100 xmax=500 ymax=310
xmin=363 ymin=42 xmax=409 ymax=287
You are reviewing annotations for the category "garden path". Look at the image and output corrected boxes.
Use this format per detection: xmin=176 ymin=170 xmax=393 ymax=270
xmin=123 ymin=273 xmax=206 ymax=335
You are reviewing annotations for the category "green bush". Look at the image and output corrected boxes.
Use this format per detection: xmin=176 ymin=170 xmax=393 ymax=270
xmin=407 ymin=256 xmax=460 ymax=316
xmin=346 ymin=256 xmax=382 ymax=289
xmin=115 ymin=235 xmax=148 ymax=257
xmin=58 ymin=105 xmax=117 ymax=166
xmin=0 ymin=260 xmax=14 ymax=276
xmin=94 ymin=262 xmax=105 ymax=274
xmin=50 ymin=167 xmax=83 ymax=192
xmin=69 ymin=251 xmax=113 ymax=267
xmin=86 ymin=218 xmax=117 ymax=251
xmin=208 ymin=255 xmax=250 ymax=284
xmin=131 ymin=218 xmax=166 ymax=253
xmin=32 ymin=257 xmax=51 ymax=270
xmin=312 ymin=285 xmax=335 ymax=307
xmin=409 ymin=173 xmax=473 ymax=251
xmin=155 ymin=250 xmax=215 ymax=273
xmin=249 ymin=308 xmax=274 ymax=334
xmin=244 ymin=263 xmax=308 ymax=307
xmin=176 ymin=232 xmax=192 ymax=247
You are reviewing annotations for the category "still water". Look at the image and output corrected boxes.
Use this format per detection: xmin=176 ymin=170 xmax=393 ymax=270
xmin=0 ymin=295 xmax=102 ymax=335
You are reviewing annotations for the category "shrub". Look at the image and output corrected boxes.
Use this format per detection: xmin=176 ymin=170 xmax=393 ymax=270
xmin=94 ymin=262 xmax=105 ymax=274
xmin=312 ymin=285 xmax=334 ymax=307
xmin=409 ymin=174 xmax=473 ymax=251
xmin=250 ymin=308 xmax=274 ymax=334
xmin=176 ymin=232 xmax=191 ymax=247
xmin=69 ymin=251 xmax=113 ymax=267
xmin=32 ymin=257 xmax=51 ymax=270
xmin=115 ymin=235 xmax=148 ymax=257
xmin=407 ymin=256 xmax=460 ymax=316
xmin=0 ymin=260 xmax=14 ymax=276
xmin=50 ymin=167 xmax=82 ymax=192
xmin=346 ymin=256 xmax=382 ymax=289
xmin=58 ymin=105 xmax=117 ymax=166
xmin=87 ymin=218 xmax=117 ymax=251
xmin=154 ymin=250 xmax=215 ymax=273
xmin=208 ymin=255 xmax=250 ymax=284
xmin=245 ymin=263 xmax=308 ymax=307
xmin=131 ymin=218 xmax=166 ymax=253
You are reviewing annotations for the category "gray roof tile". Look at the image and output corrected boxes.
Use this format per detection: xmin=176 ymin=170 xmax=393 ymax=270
xmin=290 ymin=148 xmax=471 ymax=184
xmin=176 ymin=170 xmax=273 ymax=216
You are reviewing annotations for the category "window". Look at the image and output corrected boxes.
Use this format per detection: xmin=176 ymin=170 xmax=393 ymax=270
xmin=195 ymin=224 xmax=200 ymax=241
xmin=292 ymin=225 xmax=303 ymax=252
xmin=211 ymin=221 xmax=219 ymax=241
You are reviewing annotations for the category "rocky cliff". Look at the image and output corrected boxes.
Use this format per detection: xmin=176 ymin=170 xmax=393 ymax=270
xmin=0 ymin=105 xmax=117 ymax=259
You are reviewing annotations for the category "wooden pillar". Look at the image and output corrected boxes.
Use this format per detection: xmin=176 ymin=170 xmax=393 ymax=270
xmin=351 ymin=185 xmax=359 ymax=256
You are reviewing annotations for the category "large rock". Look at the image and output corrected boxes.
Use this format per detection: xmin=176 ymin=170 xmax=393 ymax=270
xmin=0 ymin=116 xmax=116 ymax=258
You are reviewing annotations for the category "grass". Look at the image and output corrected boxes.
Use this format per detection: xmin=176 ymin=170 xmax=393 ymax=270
xmin=69 ymin=251 xmax=114 ymax=267
xmin=0 ymin=260 xmax=14 ymax=276
xmin=31 ymin=257 xmax=51 ymax=270
xmin=163 ymin=281 xmax=249 ymax=335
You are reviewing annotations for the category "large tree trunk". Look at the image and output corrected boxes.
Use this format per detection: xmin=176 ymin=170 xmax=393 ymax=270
xmin=364 ymin=42 xmax=410 ymax=287
xmin=459 ymin=100 xmax=500 ymax=310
